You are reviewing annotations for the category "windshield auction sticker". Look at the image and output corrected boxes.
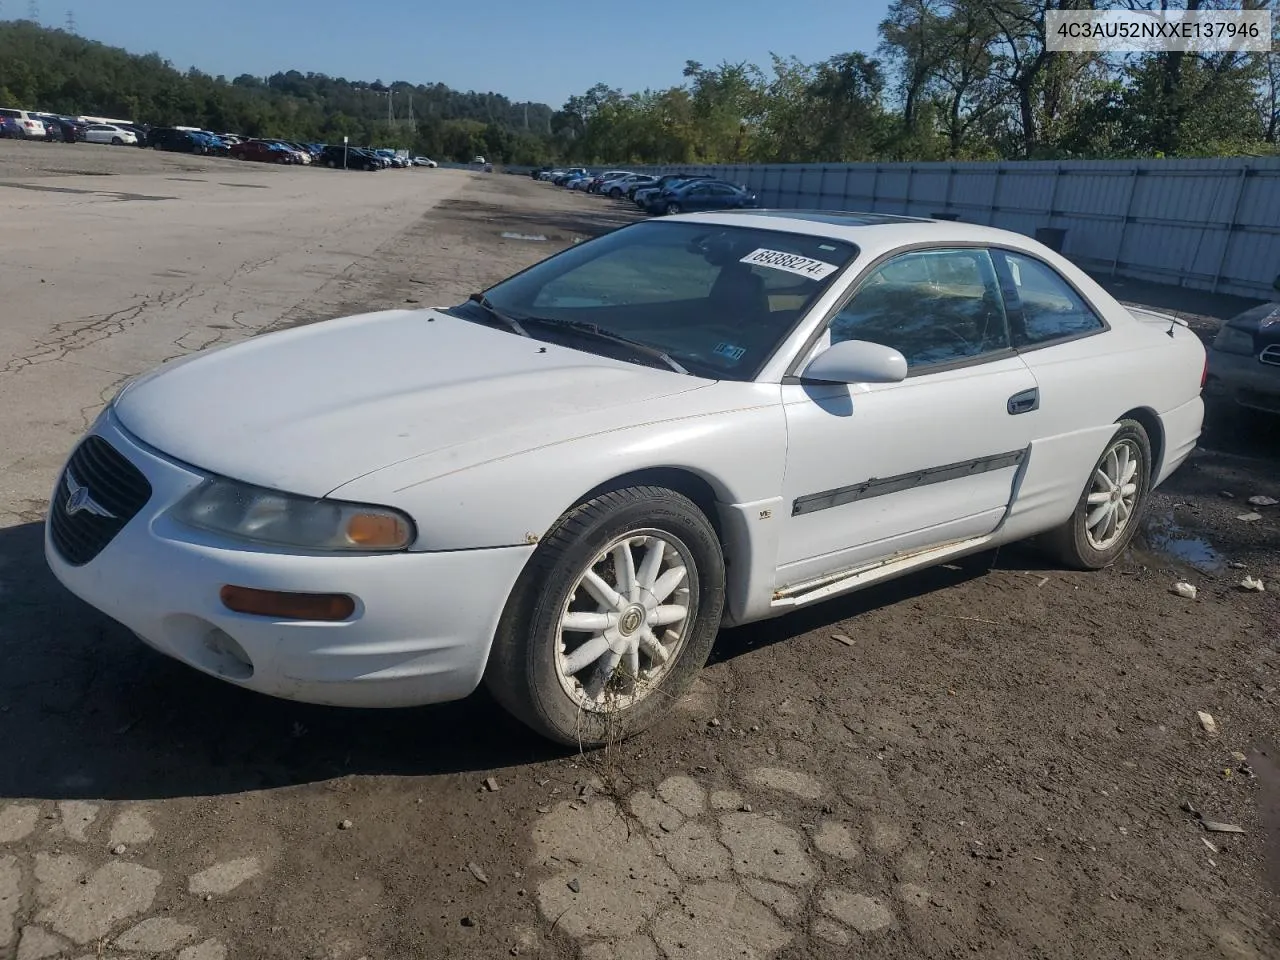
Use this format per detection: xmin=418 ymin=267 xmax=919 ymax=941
xmin=740 ymin=248 xmax=838 ymax=280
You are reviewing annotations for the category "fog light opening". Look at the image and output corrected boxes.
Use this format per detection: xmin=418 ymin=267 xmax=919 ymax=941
xmin=220 ymin=585 xmax=356 ymax=622
xmin=203 ymin=628 xmax=254 ymax=681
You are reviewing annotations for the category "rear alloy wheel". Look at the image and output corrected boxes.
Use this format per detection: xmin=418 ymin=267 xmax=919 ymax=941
xmin=1043 ymin=419 xmax=1152 ymax=570
xmin=485 ymin=485 xmax=725 ymax=747
xmin=110 ymin=137 xmax=122 ymax=145
xmin=665 ymin=202 xmax=681 ymax=215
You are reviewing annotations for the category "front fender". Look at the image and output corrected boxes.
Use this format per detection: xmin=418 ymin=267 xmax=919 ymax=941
xmin=333 ymin=386 xmax=788 ymax=552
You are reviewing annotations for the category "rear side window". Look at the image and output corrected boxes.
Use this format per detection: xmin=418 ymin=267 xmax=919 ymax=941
xmin=996 ymin=251 xmax=1104 ymax=346
xmin=0 ymin=109 xmax=20 ymax=119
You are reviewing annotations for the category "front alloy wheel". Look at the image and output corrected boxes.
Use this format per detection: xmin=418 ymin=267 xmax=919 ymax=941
xmin=485 ymin=485 xmax=725 ymax=747
xmin=554 ymin=531 xmax=696 ymax=712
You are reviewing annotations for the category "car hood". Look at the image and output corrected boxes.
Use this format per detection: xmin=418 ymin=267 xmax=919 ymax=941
xmin=113 ymin=309 xmax=711 ymax=497
xmin=1224 ymin=302 xmax=1280 ymax=334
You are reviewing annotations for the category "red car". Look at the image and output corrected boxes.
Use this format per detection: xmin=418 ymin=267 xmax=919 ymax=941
xmin=230 ymin=139 xmax=298 ymax=164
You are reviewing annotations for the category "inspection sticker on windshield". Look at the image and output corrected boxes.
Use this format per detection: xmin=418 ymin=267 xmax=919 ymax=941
xmin=713 ymin=342 xmax=746 ymax=361
xmin=740 ymin=248 xmax=838 ymax=280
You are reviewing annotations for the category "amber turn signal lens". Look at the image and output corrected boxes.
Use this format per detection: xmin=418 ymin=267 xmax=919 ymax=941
xmin=345 ymin=512 xmax=412 ymax=548
xmin=220 ymin=585 xmax=355 ymax=621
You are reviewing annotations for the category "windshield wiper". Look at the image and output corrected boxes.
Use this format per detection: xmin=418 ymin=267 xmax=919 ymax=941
xmin=519 ymin=317 xmax=689 ymax=374
xmin=468 ymin=292 xmax=528 ymax=337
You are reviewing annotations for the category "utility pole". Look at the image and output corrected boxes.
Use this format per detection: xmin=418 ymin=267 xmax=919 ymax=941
xmin=386 ymin=90 xmax=394 ymax=135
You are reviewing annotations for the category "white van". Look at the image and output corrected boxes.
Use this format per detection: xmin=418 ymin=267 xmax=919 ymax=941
xmin=0 ymin=107 xmax=47 ymax=139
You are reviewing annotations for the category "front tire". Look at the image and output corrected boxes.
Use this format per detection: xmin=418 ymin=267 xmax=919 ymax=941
xmin=664 ymin=202 xmax=681 ymax=215
xmin=485 ymin=485 xmax=726 ymax=747
xmin=1043 ymin=420 xmax=1152 ymax=570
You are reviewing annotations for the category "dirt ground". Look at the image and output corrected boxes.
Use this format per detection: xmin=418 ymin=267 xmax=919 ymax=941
xmin=0 ymin=138 xmax=268 ymax=180
xmin=0 ymin=149 xmax=1278 ymax=960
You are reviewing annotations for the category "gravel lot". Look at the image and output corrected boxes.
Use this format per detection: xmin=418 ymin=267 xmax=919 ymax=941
xmin=0 ymin=143 xmax=1277 ymax=960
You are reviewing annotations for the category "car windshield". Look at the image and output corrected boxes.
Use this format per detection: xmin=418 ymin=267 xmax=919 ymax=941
xmin=470 ymin=220 xmax=858 ymax=381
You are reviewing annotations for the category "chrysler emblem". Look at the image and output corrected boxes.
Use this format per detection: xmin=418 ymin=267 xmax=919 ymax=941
xmin=64 ymin=470 xmax=115 ymax=519
xmin=619 ymin=606 xmax=645 ymax=636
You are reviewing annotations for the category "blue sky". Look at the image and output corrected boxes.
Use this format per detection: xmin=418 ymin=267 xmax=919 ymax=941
xmin=58 ymin=0 xmax=888 ymax=108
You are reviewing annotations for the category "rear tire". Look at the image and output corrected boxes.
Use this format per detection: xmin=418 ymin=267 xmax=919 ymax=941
xmin=110 ymin=137 xmax=122 ymax=145
xmin=1042 ymin=420 xmax=1152 ymax=570
xmin=665 ymin=202 xmax=681 ymax=215
xmin=484 ymin=485 xmax=725 ymax=748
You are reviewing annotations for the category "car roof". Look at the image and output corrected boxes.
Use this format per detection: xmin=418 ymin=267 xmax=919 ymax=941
xmin=663 ymin=209 xmax=1044 ymax=250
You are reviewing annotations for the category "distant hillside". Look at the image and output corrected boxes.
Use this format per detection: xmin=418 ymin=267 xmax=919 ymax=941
xmin=0 ymin=19 xmax=556 ymax=163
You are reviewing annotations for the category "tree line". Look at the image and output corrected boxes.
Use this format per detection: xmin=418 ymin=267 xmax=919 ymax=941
xmin=0 ymin=19 xmax=556 ymax=163
xmin=553 ymin=0 xmax=1280 ymax=165
xmin=3 ymin=2 xmax=1278 ymax=168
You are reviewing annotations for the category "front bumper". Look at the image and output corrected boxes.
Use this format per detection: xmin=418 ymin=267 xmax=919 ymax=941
xmin=45 ymin=410 xmax=535 ymax=708
xmin=1206 ymin=349 xmax=1280 ymax=414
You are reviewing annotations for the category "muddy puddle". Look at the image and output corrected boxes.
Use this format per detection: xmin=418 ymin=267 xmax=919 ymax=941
xmin=1141 ymin=509 xmax=1226 ymax=573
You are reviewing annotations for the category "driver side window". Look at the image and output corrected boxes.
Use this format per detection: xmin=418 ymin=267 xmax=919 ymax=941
xmin=827 ymin=248 xmax=1011 ymax=370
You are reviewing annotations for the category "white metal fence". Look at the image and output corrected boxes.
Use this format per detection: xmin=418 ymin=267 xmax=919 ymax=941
xmin=635 ymin=158 xmax=1280 ymax=301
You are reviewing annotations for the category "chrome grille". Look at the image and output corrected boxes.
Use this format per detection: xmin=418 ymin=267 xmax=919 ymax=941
xmin=1260 ymin=345 xmax=1280 ymax=367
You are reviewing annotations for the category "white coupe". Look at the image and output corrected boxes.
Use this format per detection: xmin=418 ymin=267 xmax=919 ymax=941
xmin=82 ymin=123 xmax=137 ymax=146
xmin=46 ymin=211 xmax=1207 ymax=745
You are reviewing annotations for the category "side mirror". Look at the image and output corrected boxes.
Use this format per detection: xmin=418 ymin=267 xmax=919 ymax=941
xmin=801 ymin=339 xmax=908 ymax=384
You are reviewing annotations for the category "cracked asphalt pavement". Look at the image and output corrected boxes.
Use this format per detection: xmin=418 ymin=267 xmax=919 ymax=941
xmin=1 ymin=145 xmax=1278 ymax=960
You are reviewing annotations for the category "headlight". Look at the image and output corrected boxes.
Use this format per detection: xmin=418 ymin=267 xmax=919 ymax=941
xmin=171 ymin=478 xmax=415 ymax=551
xmin=1213 ymin=325 xmax=1256 ymax=356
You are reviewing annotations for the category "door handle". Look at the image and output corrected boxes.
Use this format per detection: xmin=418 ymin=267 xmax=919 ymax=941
xmin=1008 ymin=388 xmax=1039 ymax=415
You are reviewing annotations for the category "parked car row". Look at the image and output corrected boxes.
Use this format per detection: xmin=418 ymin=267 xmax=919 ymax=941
xmin=1 ymin=106 xmax=439 ymax=172
xmin=532 ymin=165 xmax=759 ymax=216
